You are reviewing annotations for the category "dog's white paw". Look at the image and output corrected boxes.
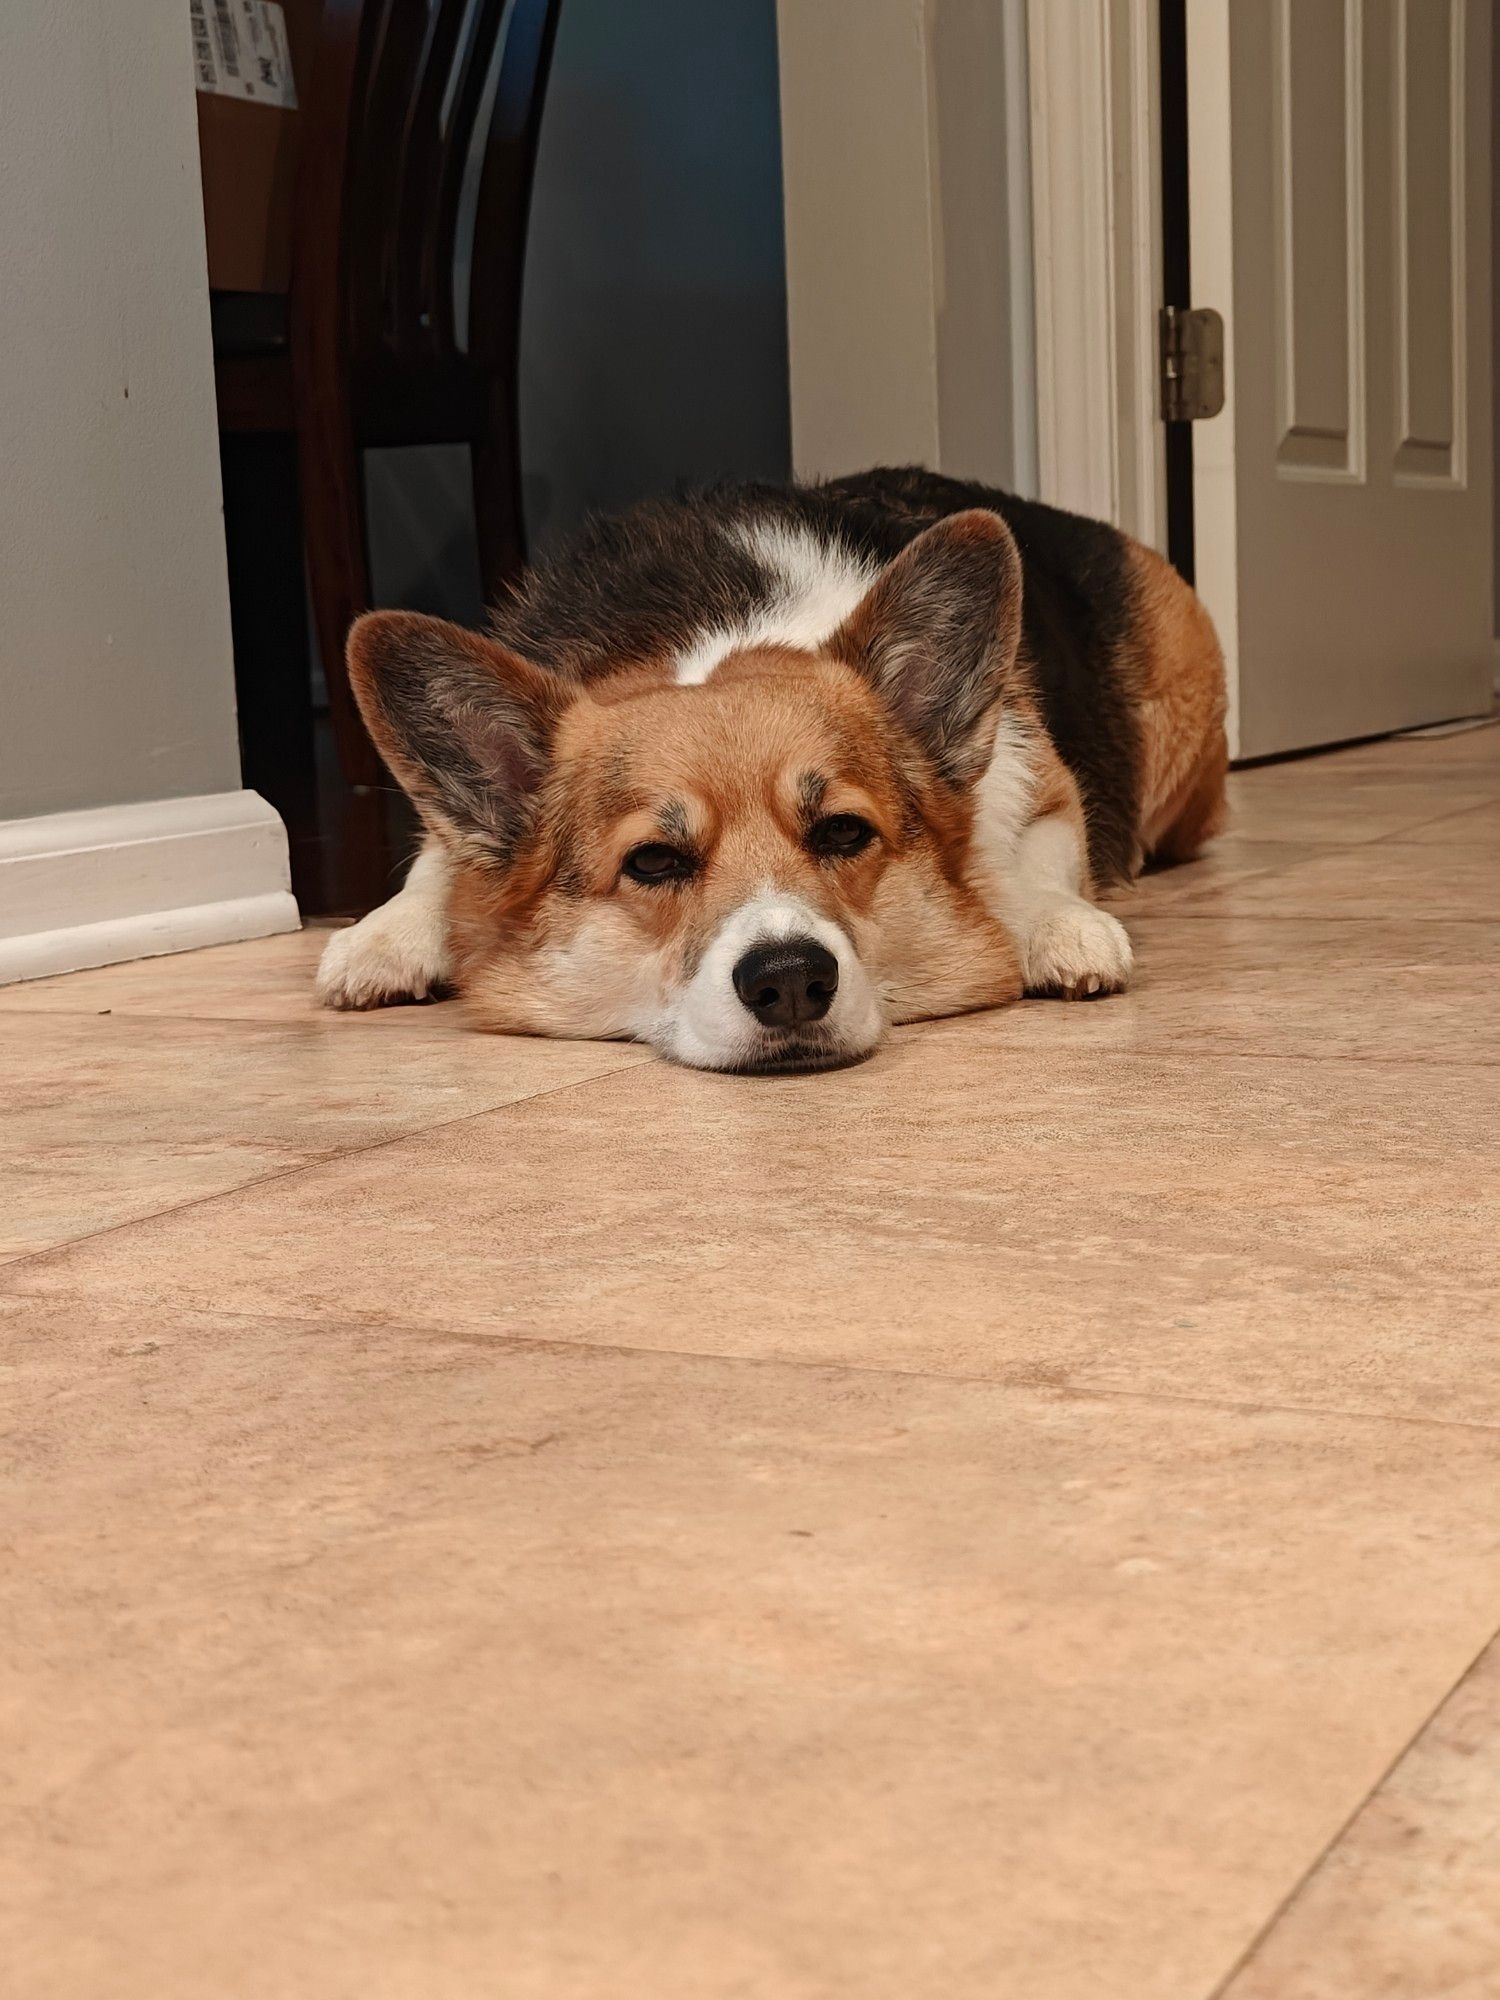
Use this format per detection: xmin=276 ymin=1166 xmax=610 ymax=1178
xmin=1023 ymin=899 xmax=1133 ymax=1000
xmin=316 ymin=906 xmax=452 ymax=1011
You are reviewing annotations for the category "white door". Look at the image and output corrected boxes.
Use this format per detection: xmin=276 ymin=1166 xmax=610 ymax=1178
xmin=1187 ymin=0 xmax=1493 ymax=759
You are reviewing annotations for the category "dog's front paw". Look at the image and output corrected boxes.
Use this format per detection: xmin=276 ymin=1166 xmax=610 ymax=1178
xmin=316 ymin=909 xmax=452 ymax=1011
xmin=1023 ymin=900 xmax=1133 ymax=1000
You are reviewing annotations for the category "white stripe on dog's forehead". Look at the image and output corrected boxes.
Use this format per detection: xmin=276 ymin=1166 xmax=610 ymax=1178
xmin=672 ymin=521 xmax=877 ymax=686
xmin=724 ymin=890 xmax=813 ymax=937
xmin=708 ymin=889 xmax=847 ymax=957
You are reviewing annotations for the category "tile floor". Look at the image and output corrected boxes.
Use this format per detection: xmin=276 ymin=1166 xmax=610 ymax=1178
xmin=2 ymin=726 xmax=1499 ymax=1999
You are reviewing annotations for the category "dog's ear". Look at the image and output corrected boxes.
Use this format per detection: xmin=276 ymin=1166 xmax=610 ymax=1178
xmin=346 ymin=611 xmax=571 ymax=863
xmin=829 ymin=510 xmax=1023 ymax=787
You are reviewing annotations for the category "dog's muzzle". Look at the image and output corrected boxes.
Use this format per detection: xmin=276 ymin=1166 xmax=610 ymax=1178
xmin=658 ymin=891 xmax=885 ymax=1072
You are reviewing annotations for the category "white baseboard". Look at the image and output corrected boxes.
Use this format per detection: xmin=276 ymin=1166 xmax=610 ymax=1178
xmin=0 ymin=790 xmax=301 ymax=985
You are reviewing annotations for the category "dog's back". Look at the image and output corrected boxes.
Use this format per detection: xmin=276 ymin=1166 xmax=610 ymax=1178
xmin=490 ymin=467 xmax=1226 ymax=885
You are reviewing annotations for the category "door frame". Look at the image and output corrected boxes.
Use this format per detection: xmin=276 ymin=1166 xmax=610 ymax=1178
xmin=1026 ymin=0 xmax=1256 ymax=752
xmin=775 ymin=0 xmax=1167 ymax=536
xmin=1026 ymin=0 xmax=1169 ymax=554
xmin=775 ymin=0 xmax=1187 ymax=678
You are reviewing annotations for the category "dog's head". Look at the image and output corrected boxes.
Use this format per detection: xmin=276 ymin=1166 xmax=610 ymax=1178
xmin=349 ymin=510 xmax=1025 ymax=1071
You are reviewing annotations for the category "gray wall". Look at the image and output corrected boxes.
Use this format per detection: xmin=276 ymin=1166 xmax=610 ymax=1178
xmin=777 ymin=0 xmax=1036 ymax=493
xmin=367 ymin=0 xmax=791 ymax=613
xmin=0 ymin=1 xmax=243 ymax=824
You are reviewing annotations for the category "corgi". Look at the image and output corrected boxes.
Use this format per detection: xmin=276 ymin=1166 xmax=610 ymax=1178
xmin=317 ymin=468 xmax=1226 ymax=1072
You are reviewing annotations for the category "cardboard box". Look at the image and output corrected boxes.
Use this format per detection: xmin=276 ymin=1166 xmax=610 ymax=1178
xmin=194 ymin=0 xmax=325 ymax=294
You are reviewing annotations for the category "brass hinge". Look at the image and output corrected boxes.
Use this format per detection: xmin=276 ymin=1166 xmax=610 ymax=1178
xmin=1159 ymin=306 xmax=1225 ymax=422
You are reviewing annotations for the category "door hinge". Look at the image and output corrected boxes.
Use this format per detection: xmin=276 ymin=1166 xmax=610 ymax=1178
xmin=1159 ymin=306 xmax=1225 ymax=422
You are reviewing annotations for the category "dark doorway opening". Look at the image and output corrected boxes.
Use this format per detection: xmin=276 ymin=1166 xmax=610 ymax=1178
xmin=1159 ymin=0 xmax=1195 ymax=585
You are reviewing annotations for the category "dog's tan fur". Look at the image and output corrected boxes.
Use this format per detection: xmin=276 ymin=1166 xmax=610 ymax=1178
xmin=409 ymin=642 xmax=1025 ymax=1040
xmin=1127 ymin=541 xmax=1230 ymax=863
xmin=328 ymin=498 xmax=1227 ymax=1069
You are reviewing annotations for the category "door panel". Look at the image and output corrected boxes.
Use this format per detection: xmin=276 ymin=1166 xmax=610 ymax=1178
xmin=1394 ymin=0 xmax=1461 ymax=480
xmin=1188 ymin=0 xmax=1492 ymax=758
xmin=1274 ymin=0 xmax=1361 ymax=476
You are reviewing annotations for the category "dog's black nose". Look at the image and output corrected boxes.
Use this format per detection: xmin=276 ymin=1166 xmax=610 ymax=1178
xmin=732 ymin=940 xmax=839 ymax=1027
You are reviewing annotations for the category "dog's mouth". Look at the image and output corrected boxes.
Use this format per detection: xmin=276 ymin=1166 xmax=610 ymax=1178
xmin=722 ymin=1036 xmax=875 ymax=1077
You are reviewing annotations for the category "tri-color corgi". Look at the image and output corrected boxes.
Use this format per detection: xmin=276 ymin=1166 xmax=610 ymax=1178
xmin=318 ymin=467 xmax=1227 ymax=1072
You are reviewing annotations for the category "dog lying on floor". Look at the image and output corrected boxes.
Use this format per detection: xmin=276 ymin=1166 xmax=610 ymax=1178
xmin=318 ymin=467 xmax=1227 ymax=1073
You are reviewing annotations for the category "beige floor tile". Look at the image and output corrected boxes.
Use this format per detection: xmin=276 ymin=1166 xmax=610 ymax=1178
xmin=1222 ymin=1632 xmax=1500 ymax=2000
xmin=0 ymin=925 xmax=344 ymax=1021
xmin=8 ymin=1035 xmax=1496 ymax=1426
xmin=4 ymin=740 xmax=1499 ymax=1992
xmin=5 ymin=1296 xmax=1500 ymax=2000
xmin=1210 ymin=839 xmax=1498 ymax=920
xmin=963 ymin=917 xmax=1500 ymax=1064
xmin=1222 ymin=768 xmax=1500 ymax=845
xmin=1326 ymin=719 xmax=1500 ymax=773
xmin=0 ymin=1010 xmax=645 ymax=1261
xmin=1107 ymin=840 xmax=1333 ymax=913
xmin=1395 ymin=796 xmax=1500 ymax=846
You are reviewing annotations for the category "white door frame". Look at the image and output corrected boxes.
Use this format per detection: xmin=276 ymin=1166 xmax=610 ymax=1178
xmin=1180 ymin=0 xmax=1241 ymax=751
xmin=1026 ymin=0 xmax=1169 ymax=552
xmin=775 ymin=0 xmax=1168 ymax=544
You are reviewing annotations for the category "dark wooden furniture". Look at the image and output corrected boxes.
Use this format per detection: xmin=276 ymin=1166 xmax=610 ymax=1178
xmin=213 ymin=0 xmax=562 ymax=907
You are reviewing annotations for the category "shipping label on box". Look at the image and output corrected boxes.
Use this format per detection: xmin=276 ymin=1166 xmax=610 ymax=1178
xmin=190 ymin=0 xmax=298 ymax=110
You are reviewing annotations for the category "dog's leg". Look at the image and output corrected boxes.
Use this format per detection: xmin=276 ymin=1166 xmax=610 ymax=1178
xmin=1001 ymin=806 xmax=1133 ymax=1000
xmin=316 ymin=840 xmax=454 ymax=1009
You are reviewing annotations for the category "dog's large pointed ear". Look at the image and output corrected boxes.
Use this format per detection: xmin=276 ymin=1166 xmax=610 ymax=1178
xmin=829 ymin=510 xmax=1024 ymax=787
xmin=346 ymin=611 xmax=571 ymax=863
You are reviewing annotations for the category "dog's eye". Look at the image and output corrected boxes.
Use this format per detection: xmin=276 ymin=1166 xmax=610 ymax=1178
xmin=809 ymin=813 xmax=877 ymax=859
xmin=622 ymin=842 xmax=697 ymax=884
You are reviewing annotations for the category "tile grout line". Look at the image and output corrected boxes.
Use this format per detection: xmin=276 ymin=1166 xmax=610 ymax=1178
xmin=1365 ymin=798 xmax=1500 ymax=839
xmin=918 ymin=1032 xmax=1500 ymax=1069
xmin=5 ymin=1027 xmax=1497 ymax=1280
xmin=0 ymin=1006 xmax=465 ymax=1027
xmin=1120 ymin=801 xmax=1500 ymax=912
xmin=1201 ymin=1613 xmax=1500 ymax=2000
xmin=0 ymin=1057 xmax=652 ymax=1286
xmin=0 ymin=997 xmax=473 ymax=1029
xmin=1204 ymin=804 xmax=1500 ymax=850
xmin=13 ymin=1286 xmax=1500 ymax=1441
xmin=8 ymin=996 xmax=1500 ymax=1068
xmin=1120 ymin=912 xmax=1500 ymax=926
xmin=1115 ymin=910 xmax=1500 ymax=924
